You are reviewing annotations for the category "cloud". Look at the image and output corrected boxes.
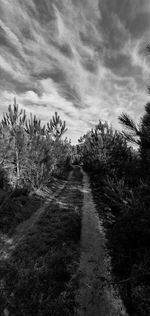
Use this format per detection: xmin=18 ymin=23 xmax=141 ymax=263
xmin=123 ymin=38 xmax=150 ymax=77
xmin=0 ymin=0 xmax=150 ymax=143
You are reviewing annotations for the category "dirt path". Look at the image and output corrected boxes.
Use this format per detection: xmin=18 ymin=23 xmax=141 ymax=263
xmin=77 ymin=170 xmax=128 ymax=316
xmin=16 ymin=170 xmax=73 ymax=236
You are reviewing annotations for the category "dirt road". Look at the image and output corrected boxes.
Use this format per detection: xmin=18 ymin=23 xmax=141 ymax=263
xmin=77 ymin=170 xmax=128 ymax=316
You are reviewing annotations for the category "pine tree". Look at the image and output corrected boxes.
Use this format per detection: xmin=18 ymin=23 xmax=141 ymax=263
xmin=118 ymin=113 xmax=140 ymax=145
xmin=2 ymin=98 xmax=26 ymax=128
xmin=119 ymin=103 xmax=150 ymax=167
xmin=25 ymin=114 xmax=45 ymax=138
xmin=0 ymin=101 xmax=70 ymax=188
xmin=1 ymin=99 xmax=27 ymax=187
xmin=140 ymin=103 xmax=150 ymax=164
xmin=80 ymin=120 xmax=130 ymax=175
xmin=47 ymin=112 xmax=67 ymax=140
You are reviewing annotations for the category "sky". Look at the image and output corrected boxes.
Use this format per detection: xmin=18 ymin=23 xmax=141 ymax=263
xmin=0 ymin=0 xmax=150 ymax=143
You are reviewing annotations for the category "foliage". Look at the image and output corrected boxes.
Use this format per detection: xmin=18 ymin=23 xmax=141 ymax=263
xmin=80 ymin=105 xmax=150 ymax=315
xmin=0 ymin=101 xmax=79 ymax=315
xmin=47 ymin=112 xmax=67 ymax=141
xmin=1 ymin=94 xmax=150 ymax=316
xmin=0 ymin=193 xmax=42 ymax=235
xmin=118 ymin=112 xmax=140 ymax=145
xmin=0 ymin=100 xmax=70 ymax=189
xmin=119 ymin=102 xmax=150 ymax=175
xmin=103 ymin=179 xmax=150 ymax=316
xmin=79 ymin=120 xmax=132 ymax=178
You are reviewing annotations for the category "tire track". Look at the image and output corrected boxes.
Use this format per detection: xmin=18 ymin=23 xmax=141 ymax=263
xmin=0 ymin=171 xmax=73 ymax=261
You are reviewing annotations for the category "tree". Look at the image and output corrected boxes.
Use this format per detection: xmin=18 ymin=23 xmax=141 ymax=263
xmin=1 ymin=99 xmax=27 ymax=187
xmin=25 ymin=114 xmax=45 ymax=138
xmin=118 ymin=113 xmax=141 ymax=145
xmin=119 ymin=45 xmax=150 ymax=167
xmin=79 ymin=120 xmax=130 ymax=176
xmin=2 ymin=98 xmax=26 ymax=128
xmin=119 ymin=103 xmax=150 ymax=169
xmin=0 ymin=100 xmax=71 ymax=189
xmin=140 ymin=103 xmax=150 ymax=164
xmin=47 ymin=112 xmax=67 ymax=140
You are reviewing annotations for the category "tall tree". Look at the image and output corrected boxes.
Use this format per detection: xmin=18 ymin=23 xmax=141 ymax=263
xmin=1 ymin=99 xmax=27 ymax=186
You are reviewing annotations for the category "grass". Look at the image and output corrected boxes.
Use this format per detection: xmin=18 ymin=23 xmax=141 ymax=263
xmin=89 ymin=171 xmax=150 ymax=316
xmin=0 ymin=167 xmax=83 ymax=316
xmin=0 ymin=190 xmax=42 ymax=235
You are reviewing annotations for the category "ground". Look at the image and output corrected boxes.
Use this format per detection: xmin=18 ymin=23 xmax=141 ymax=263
xmin=0 ymin=166 xmax=128 ymax=316
xmin=77 ymin=170 xmax=128 ymax=316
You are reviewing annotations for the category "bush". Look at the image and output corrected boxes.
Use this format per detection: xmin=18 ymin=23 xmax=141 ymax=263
xmin=0 ymin=172 xmax=83 ymax=315
xmin=91 ymin=173 xmax=150 ymax=316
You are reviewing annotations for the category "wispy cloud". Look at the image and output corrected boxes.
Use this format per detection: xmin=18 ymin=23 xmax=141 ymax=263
xmin=0 ymin=0 xmax=150 ymax=143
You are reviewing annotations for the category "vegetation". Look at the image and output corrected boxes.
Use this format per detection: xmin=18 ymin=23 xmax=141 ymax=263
xmin=0 ymin=100 xmax=82 ymax=315
xmin=0 ymin=93 xmax=150 ymax=316
xmin=79 ymin=106 xmax=150 ymax=316
xmin=0 ymin=168 xmax=83 ymax=316
xmin=0 ymin=99 xmax=73 ymax=235
xmin=0 ymin=98 xmax=71 ymax=190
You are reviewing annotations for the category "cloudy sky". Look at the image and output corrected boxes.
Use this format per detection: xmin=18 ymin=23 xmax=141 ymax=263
xmin=0 ymin=0 xmax=150 ymax=143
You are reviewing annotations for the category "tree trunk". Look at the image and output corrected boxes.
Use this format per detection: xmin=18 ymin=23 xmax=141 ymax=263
xmin=15 ymin=148 xmax=20 ymax=185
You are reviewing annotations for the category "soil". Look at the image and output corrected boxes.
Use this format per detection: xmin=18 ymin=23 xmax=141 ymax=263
xmin=76 ymin=170 xmax=128 ymax=316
